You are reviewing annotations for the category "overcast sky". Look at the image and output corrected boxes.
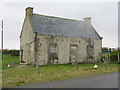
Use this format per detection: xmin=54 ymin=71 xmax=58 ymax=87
xmin=0 ymin=1 xmax=118 ymax=49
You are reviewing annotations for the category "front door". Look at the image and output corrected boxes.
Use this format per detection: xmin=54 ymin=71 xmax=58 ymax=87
xmin=69 ymin=45 xmax=78 ymax=63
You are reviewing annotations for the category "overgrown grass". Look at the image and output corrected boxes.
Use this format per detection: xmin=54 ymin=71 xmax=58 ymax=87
xmin=2 ymin=55 xmax=19 ymax=69
xmin=2 ymin=55 xmax=119 ymax=88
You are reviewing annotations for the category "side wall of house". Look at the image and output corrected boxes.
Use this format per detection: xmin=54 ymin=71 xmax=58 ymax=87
xmin=36 ymin=35 xmax=102 ymax=65
xmin=93 ymin=38 xmax=102 ymax=62
xmin=20 ymin=18 xmax=35 ymax=64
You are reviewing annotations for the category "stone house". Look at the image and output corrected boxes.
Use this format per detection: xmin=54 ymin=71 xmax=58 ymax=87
xmin=20 ymin=7 xmax=102 ymax=65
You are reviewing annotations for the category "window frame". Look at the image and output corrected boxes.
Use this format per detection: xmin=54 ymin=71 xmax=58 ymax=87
xmin=87 ymin=45 xmax=94 ymax=59
xmin=49 ymin=44 xmax=57 ymax=53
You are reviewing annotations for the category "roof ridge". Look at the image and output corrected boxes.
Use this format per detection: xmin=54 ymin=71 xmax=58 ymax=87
xmin=33 ymin=13 xmax=82 ymax=22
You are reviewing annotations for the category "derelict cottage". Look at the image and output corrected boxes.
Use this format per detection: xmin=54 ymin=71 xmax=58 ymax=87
xmin=20 ymin=7 xmax=102 ymax=65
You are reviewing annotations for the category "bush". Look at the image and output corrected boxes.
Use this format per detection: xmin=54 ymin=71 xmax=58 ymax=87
xmin=3 ymin=49 xmax=20 ymax=56
xmin=110 ymin=51 xmax=120 ymax=62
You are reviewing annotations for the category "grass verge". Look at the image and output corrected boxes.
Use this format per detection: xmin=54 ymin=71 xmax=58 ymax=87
xmin=2 ymin=55 xmax=119 ymax=88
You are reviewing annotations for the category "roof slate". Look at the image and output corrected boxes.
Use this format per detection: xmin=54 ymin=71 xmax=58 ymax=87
xmin=30 ymin=14 xmax=100 ymax=38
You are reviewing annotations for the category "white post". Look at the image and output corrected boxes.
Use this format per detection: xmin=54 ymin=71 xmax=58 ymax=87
xmin=1 ymin=20 xmax=3 ymax=60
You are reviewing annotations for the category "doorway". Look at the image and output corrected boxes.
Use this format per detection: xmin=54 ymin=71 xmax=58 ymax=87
xmin=69 ymin=45 xmax=78 ymax=63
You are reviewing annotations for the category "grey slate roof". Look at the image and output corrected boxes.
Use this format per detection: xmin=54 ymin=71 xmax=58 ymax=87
xmin=30 ymin=14 xmax=101 ymax=39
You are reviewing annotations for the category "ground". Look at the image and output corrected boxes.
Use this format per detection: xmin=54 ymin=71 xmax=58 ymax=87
xmin=2 ymin=55 xmax=119 ymax=88
xmin=16 ymin=72 xmax=118 ymax=88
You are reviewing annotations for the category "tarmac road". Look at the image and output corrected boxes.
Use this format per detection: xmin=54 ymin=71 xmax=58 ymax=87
xmin=17 ymin=72 xmax=118 ymax=88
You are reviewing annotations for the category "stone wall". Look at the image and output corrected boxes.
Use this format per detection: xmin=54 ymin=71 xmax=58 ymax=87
xmin=20 ymin=18 xmax=35 ymax=64
xmin=20 ymin=17 xmax=102 ymax=65
xmin=35 ymin=35 xmax=102 ymax=65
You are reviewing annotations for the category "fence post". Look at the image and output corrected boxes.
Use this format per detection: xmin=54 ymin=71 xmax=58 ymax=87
xmin=118 ymin=54 xmax=120 ymax=63
xmin=36 ymin=61 xmax=40 ymax=74
xmin=75 ymin=59 xmax=78 ymax=71
xmin=109 ymin=54 xmax=111 ymax=63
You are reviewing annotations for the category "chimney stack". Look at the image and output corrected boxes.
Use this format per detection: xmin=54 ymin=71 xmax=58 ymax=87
xmin=84 ymin=17 xmax=91 ymax=23
xmin=25 ymin=7 xmax=33 ymax=18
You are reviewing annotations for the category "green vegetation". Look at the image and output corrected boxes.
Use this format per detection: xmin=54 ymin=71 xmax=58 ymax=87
xmin=102 ymin=51 xmax=120 ymax=62
xmin=2 ymin=55 xmax=118 ymax=88
xmin=2 ymin=55 xmax=19 ymax=69
xmin=111 ymin=51 xmax=120 ymax=54
xmin=3 ymin=49 xmax=19 ymax=56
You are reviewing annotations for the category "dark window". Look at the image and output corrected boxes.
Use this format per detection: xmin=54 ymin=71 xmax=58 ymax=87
xmin=87 ymin=45 xmax=93 ymax=51
xmin=48 ymin=44 xmax=58 ymax=64
xmin=87 ymin=45 xmax=94 ymax=59
xmin=49 ymin=44 xmax=57 ymax=53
